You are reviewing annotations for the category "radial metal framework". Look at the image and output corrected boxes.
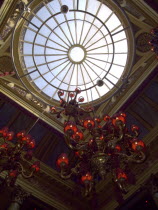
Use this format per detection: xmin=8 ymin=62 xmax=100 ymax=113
xmin=12 ymin=0 xmax=135 ymax=105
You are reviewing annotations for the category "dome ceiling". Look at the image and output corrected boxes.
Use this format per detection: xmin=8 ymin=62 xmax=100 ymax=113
xmin=12 ymin=0 xmax=134 ymax=105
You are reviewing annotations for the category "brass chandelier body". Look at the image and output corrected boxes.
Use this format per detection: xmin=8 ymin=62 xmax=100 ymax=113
xmin=53 ymin=89 xmax=146 ymax=196
xmin=0 ymin=128 xmax=40 ymax=187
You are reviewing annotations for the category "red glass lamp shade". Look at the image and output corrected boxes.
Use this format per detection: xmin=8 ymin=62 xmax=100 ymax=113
xmin=75 ymin=151 xmax=79 ymax=156
xmin=6 ymin=131 xmax=14 ymax=141
xmin=99 ymin=135 xmax=104 ymax=140
xmin=17 ymin=131 xmax=26 ymax=138
xmin=58 ymin=90 xmax=64 ymax=96
xmin=27 ymin=139 xmax=35 ymax=149
xmin=98 ymin=125 xmax=102 ymax=129
xmin=78 ymin=96 xmax=84 ymax=102
xmin=64 ymin=122 xmax=78 ymax=135
xmin=120 ymin=112 xmax=126 ymax=118
xmin=94 ymin=117 xmax=101 ymax=123
xmin=131 ymin=139 xmax=145 ymax=151
xmin=75 ymin=87 xmax=81 ymax=93
xmin=57 ymin=153 xmax=69 ymax=167
xmin=0 ymin=143 xmax=8 ymax=149
xmin=103 ymin=115 xmax=110 ymax=122
xmin=131 ymin=125 xmax=139 ymax=132
xmin=112 ymin=115 xmax=126 ymax=126
xmin=69 ymin=92 xmax=75 ymax=98
xmin=72 ymin=131 xmax=83 ymax=141
xmin=81 ymin=173 xmax=93 ymax=183
xmin=0 ymin=127 xmax=8 ymax=137
xmin=9 ymin=170 xmax=18 ymax=178
xmin=83 ymin=119 xmax=95 ymax=129
xmin=21 ymin=135 xmax=31 ymax=143
xmin=117 ymin=171 xmax=128 ymax=181
xmin=31 ymin=161 xmax=40 ymax=172
xmin=115 ymin=145 xmax=121 ymax=152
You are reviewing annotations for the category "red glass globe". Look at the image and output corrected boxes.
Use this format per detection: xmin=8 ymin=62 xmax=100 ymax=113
xmin=0 ymin=127 xmax=8 ymax=137
xmin=6 ymin=131 xmax=14 ymax=141
xmin=131 ymin=125 xmax=139 ymax=132
xmin=9 ymin=170 xmax=18 ymax=178
xmin=131 ymin=139 xmax=145 ymax=151
xmin=117 ymin=172 xmax=128 ymax=181
xmin=116 ymin=168 xmax=128 ymax=181
xmin=72 ymin=131 xmax=84 ymax=141
xmin=69 ymin=92 xmax=75 ymax=98
xmin=0 ymin=143 xmax=8 ymax=149
xmin=112 ymin=115 xmax=126 ymax=126
xmin=31 ymin=161 xmax=40 ymax=172
xmin=94 ymin=117 xmax=101 ymax=123
xmin=83 ymin=119 xmax=95 ymax=129
xmin=17 ymin=131 xmax=26 ymax=138
xmin=28 ymin=139 xmax=35 ymax=149
xmin=103 ymin=115 xmax=110 ymax=122
xmin=81 ymin=172 xmax=93 ymax=182
xmin=78 ymin=96 xmax=84 ymax=102
xmin=75 ymin=87 xmax=81 ymax=93
xmin=120 ymin=112 xmax=126 ymax=118
xmin=115 ymin=145 xmax=121 ymax=152
xmin=64 ymin=122 xmax=78 ymax=135
xmin=57 ymin=153 xmax=69 ymax=167
xmin=58 ymin=90 xmax=64 ymax=96
xmin=21 ymin=135 xmax=31 ymax=143
xmin=99 ymin=135 xmax=104 ymax=140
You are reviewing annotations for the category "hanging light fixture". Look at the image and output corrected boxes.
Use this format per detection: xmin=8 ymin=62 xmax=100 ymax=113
xmin=51 ymin=89 xmax=146 ymax=196
xmin=149 ymin=27 xmax=158 ymax=59
xmin=0 ymin=127 xmax=40 ymax=187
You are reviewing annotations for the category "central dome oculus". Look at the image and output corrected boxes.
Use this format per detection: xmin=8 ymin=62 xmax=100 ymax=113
xmin=69 ymin=46 xmax=85 ymax=63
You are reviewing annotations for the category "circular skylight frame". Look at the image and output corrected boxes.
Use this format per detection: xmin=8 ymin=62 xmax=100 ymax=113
xmin=12 ymin=0 xmax=135 ymax=107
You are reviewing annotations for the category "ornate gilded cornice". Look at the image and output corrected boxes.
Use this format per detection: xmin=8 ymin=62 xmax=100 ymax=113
xmin=0 ymin=79 xmax=64 ymax=133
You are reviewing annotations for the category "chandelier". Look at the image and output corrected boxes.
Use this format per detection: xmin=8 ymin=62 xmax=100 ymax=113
xmin=51 ymin=88 xmax=146 ymax=196
xmin=0 ymin=127 xmax=40 ymax=187
xmin=149 ymin=27 xmax=158 ymax=59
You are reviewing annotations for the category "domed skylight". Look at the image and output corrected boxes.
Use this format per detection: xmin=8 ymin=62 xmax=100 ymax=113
xmin=17 ymin=0 xmax=130 ymax=104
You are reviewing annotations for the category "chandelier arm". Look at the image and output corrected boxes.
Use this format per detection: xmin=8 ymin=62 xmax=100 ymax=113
xmin=116 ymin=181 xmax=128 ymax=194
xmin=16 ymin=162 xmax=34 ymax=178
xmin=118 ymin=125 xmax=124 ymax=141
xmin=124 ymin=131 xmax=138 ymax=139
xmin=60 ymin=162 xmax=81 ymax=179
xmin=65 ymin=136 xmax=77 ymax=150
xmin=21 ymin=170 xmax=34 ymax=178
xmin=79 ymin=107 xmax=93 ymax=114
xmin=60 ymin=171 xmax=72 ymax=179
xmin=133 ymin=130 xmax=139 ymax=137
xmin=112 ymin=170 xmax=128 ymax=194
xmin=116 ymin=151 xmax=146 ymax=163
xmin=57 ymin=93 xmax=63 ymax=101
xmin=84 ymin=181 xmax=93 ymax=197
xmin=20 ymin=152 xmax=32 ymax=162
xmin=130 ymin=151 xmax=146 ymax=163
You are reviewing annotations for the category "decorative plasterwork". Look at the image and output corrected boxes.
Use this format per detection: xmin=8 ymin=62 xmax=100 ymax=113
xmin=0 ymin=79 xmax=65 ymax=133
